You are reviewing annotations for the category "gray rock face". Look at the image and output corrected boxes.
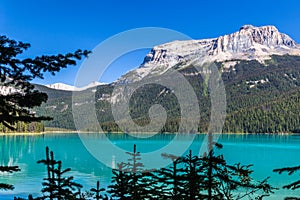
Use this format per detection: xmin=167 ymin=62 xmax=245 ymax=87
xmin=116 ymin=25 xmax=300 ymax=84
xmin=210 ymin=25 xmax=296 ymax=54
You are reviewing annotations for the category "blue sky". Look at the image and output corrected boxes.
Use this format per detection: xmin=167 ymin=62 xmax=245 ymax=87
xmin=1 ymin=0 xmax=300 ymax=85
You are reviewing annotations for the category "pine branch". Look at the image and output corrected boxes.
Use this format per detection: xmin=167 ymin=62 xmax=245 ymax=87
xmin=0 ymin=183 xmax=14 ymax=190
xmin=0 ymin=166 xmax=20 ymax=173
xmin=273 ymin=165 xmax=300 ymax=175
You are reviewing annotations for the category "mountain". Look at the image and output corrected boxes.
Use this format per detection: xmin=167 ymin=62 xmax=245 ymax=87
xmin=45 ymin=83 xmax=78 ymax=91
xmin=117 ymin=25 xmax=300 ymax=84
xmin=34 ymin=25 xmax=300 ymax=133
xmin=45 ymin=81 xmax=106 ymax=91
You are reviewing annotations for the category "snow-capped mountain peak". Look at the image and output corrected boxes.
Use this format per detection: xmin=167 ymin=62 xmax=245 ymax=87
xmin=45 ymin=81 xmax=106 ymax=91
xmin=116 ymin=25 xmax=300 ymax=84
xmin=45 ymin=83 xmax=78 ymax=91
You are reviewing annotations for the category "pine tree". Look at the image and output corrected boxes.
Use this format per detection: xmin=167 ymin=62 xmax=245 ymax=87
xmin=125 ymin=144 xmax=140 ymax=197
xmin=108 ymin=162 xmax=130 ymax=200
xmin=37 ymin=146 xmax=82 ymax=200
xmin=154 ymin=153 xmax=185 ymax=199
xmin=200 ymin=144 xmax=274 ymax=199
xmin=124 ymin=144 xmax=150 ymax=199
xmin=109 ymin=144 xmax=152 ymax=199
xmin=0 ymin=35 xmax=88 ymax=195
xmin=181 ymin=150 xmax=204 ymax=200
xmin=0 ymin=35 xmax=90 ymax=130
xmin=90 ymin=181 xmax=109 ymax=200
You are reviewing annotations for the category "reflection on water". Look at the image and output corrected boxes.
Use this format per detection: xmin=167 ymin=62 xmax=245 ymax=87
xmin=0 ymin=133 xmax=299 ymax=199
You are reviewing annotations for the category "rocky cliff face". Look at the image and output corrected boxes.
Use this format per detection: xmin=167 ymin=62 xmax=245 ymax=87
xmin=211 ymin=25 xmax=296 ymax=54
xmin=116 ymin=25 xmax=300 ymax=84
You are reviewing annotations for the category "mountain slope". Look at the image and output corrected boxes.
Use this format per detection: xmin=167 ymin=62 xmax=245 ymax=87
xmin=35 ymin=55 xmax=300 ymax=133
xmin=34 ymin=25 xmax=300 ymax=133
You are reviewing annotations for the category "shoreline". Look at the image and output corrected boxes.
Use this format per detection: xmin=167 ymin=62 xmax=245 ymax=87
xmin=0 ymin=131 xmax=298 ymax=136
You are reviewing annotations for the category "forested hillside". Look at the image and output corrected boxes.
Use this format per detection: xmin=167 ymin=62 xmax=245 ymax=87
xmin=35 ymin=55 xmax=300 ymax=133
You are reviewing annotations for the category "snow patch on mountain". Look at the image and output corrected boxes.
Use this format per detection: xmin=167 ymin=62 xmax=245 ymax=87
xmin=246 ymin=78 xmax=269 ymax=88
xmin=46 ymin=81 xmax=106 ymax=91
xmin=46 ymin=83 xmax=78 ymax=91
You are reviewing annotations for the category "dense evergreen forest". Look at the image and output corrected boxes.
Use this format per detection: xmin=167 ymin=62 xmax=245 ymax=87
xmin=0 ymin=122 xmax=44 ymax=133
xmin=35 ymin=55 xmax=300 ymax=133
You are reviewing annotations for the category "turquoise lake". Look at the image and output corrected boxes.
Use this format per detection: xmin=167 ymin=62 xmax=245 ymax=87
xmin=0 ymin=133 xmax=300 ymax=199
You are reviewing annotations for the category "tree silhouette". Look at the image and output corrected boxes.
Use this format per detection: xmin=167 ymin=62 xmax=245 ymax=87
xmin=107 ymin=143 xmax=274 ymax=200
xmin=274 ymin=165 xmax=300 ymax=200
xmin=109 ymin=144 xmax=152 ymax=199
xmin=37 ymin=146 xmax=82 ymax=200
xmin=108 ymin=162 xmax=130 ymax=199
xmin=0 ymin=35 xmax=90 ymax=130
xmin=200 ymin=144 xmax=275 ymax=200
xmin=181 ymin=150 xmax=204 ymax=200
xmin=0 ymin=166 xmax=20 ymax=190
xmin=10 ymin=143 xmax=277 ymax=199
xmin=154 ymin=153 xmax=185 ymax=199
xmin=124 ymin=144 xmax=151 ymax=199
xmin=0 ymin=35 xmax=89 ymax=195
xmin=90 ymin=180 xmax=110 ymax=200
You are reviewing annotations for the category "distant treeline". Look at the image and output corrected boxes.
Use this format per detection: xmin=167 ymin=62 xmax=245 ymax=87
xmin=0 ymin=122 xmax=44 ymax=133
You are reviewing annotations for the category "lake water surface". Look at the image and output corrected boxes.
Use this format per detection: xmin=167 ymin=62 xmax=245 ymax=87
xmin=0 ymin=133 xmax=300 ymax=199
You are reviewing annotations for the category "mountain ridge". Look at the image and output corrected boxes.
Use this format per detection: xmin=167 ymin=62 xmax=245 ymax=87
xmin=116 ymin=25 xmax=300 ymax=84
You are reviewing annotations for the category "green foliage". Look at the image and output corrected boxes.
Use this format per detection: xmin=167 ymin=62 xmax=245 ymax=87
xmin=34 ymin=85 xmax=76 ymax=130
xmin=0 ymin=35 xmax=90 ymax=130
xmin=0 ymin=121 xmax=44 ymax=133
xmin=35 ymin=55 xmax=300 ymax=133
xmin=0 ymin=34 xmax=88 ymax=197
